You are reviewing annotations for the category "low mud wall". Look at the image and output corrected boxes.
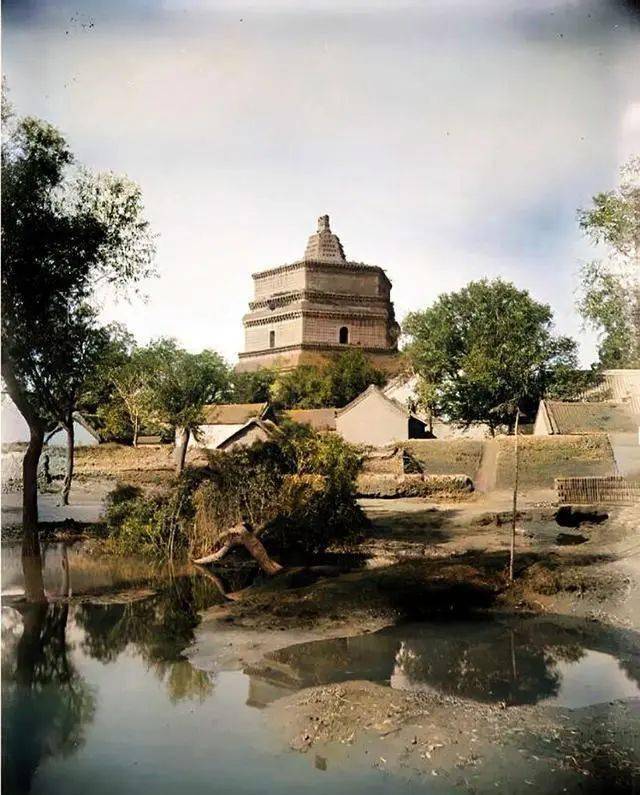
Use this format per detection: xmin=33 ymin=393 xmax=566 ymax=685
xmin=556 ymin=475 xmax=640 ymax=505
xmin=400 ymin=440 xmax=484 ymax=479
xmin=357 ymin=473 xmax=473 ymax=499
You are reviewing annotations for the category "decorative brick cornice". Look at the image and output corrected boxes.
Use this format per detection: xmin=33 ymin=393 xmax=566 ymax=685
xmin=249 ymin=289 xmax=390 ymax=311
xmin=244 ymin=308 xmax=389 ymax=327
xmin=252 ymin=260 xmax=390 ymax=282
xmin=238 ymin=342 xmax=399 ymax=359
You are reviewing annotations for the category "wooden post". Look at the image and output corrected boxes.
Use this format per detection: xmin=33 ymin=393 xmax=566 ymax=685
xmin=509 ymin=408 xmax=520 ymax=583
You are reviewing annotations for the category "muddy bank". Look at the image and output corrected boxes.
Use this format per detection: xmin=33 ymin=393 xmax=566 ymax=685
xmin=184 ymin=499 xmax=640 ymax=793
xmin=268 ymin=680 xmax=639 ymax=794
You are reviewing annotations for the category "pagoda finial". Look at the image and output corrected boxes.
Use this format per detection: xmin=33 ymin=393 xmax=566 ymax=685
xmin=304 ymin=214 xmax=346 ymax=263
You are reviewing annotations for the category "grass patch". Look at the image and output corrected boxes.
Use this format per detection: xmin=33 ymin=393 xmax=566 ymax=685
xmin=401 ymin=440 xmax=484 ymax=479
xmin=495 ymin=434 xmax=615 ymax=489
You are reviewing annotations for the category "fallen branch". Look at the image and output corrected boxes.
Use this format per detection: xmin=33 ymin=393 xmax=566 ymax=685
xmin=192 ymin=522 xmax=283 ymax=576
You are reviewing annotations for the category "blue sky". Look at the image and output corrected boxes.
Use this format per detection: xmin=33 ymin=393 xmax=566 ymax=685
xmin=3 ymin=0 xmax=640 ymax=364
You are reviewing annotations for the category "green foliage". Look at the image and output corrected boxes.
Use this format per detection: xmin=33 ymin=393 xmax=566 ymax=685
xmin=578 ymin=261 xmax=640 ymax=368
xmin=543 ymin=365 xmax=604 ymax=401
xmin=270 ymin=365 xmax=329 ymax=408
xmin=104 ymin=473 xmax=203 ymax=558
xmin=404 ymin=279 xmax=579 ymax=432
xmin=105 ymin=427 xmax=365 ymax=560
xmin=97 ymin=341 xmax=163 ymax=443
xmin=146 ymin=338 xmax=231 ymax=435
xmin=230 ymin=368 xmax=277 ymax=403
xmin=1 ymin=104 xmax=156 ymax=423
xmin=577 ymin=157 xmax=640 ymax=367
xmin=269 ymin=350 xmax=386 ymax=409
xmin=270 ymin=425 xmax=365 ymax=552
xmin=323 ymin=349 xmax=386 ymax=407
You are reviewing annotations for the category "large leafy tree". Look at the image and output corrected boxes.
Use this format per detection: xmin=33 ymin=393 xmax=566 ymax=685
xmin=323 ymin=349 xmax=386 ymax=408
xmin=269 ymin=365 xmax=330 ymax=409
xmin=268 ymin=350 xmax=386 ymax=409
xmin=147 ymin=339 xmax=231 ymax=474
xmin=577 ymin=157 xmax=640 ymax=367
xmin=230 ymin=368 xmax=277 ymax=404
xmin=1 ymin=97 xmax=154 ymax=597
xmin=404 ymin=279 xmax=579 ymax=433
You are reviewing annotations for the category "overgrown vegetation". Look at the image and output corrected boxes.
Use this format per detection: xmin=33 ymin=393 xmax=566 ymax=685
xmin=104 ymin=425 xmax=366 ymax=562
xmin=264 ymin=349 xmax=386 ymax=409
xmin=577 ymin=157 xmax=640 ymax=368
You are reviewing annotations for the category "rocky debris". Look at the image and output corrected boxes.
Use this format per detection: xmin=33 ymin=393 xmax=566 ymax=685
xmin=270 ymin=681 xmax=640 ymax=793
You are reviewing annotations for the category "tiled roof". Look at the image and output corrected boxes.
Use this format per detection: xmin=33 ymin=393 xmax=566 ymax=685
xmin=543 ymin=400 xmax=636 ymax=434
xmin=284 ymin=408 xmax=337 ymax=431
xmin=202 ymin=402 xmax=268 ymax=425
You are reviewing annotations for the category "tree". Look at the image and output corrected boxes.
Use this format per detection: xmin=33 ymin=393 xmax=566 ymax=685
xmin=1 ymin=99 xmax=154 ymax=596
xmin=268 ymin=351 xmax=386 ymax=409
xmin=323 ymin=349 xmax=386 ymax=407
xmin=404 ymin=279 xmax=579 ymax=434
xmin=104 ymin=345 xmax=159 ymax=446
xmin=42 ymin=305 xmax=113 ymax=505
xmin=230 ymin=368 xmax=277 ymax=404
xmin=577 ymin=157 xmax=640 ymax=367
xmin=269 ymin=365 xmax=330 ymax=409
xmin=147 ymin=340 xmax=231 ymax=474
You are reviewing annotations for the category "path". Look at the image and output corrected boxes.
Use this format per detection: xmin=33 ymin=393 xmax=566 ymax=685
xmin=1 ymin=481 xmax=111 ymax=527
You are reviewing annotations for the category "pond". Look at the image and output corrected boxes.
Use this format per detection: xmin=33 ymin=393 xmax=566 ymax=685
xmin=2 ymin=543 xmax=639 ymax=795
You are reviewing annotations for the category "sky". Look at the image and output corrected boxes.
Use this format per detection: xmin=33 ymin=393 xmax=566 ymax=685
xmin=3 ymin=0 xmax=640 ymax=365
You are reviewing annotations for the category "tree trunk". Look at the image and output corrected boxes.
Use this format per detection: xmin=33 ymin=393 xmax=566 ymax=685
xmin=193 ymin=523 xmax=283 ymax=576
xmin=174 ymin=427 xmax=190 ymax=475
xmin=132 ymin=415 xmax=139 ymax=448
xmin=61 ymin=419 xmax=74 ymax=506
xmin=509 ymin=409 xmax=521 ymax=583
xmin=22 ymin=425 xmax=46 ymax=603
xmin=2 ymin=355 xmax=46 ymax=602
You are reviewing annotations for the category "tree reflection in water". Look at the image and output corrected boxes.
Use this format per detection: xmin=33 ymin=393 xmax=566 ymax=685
xmin=1 ymin=603 xmax=96 ymax=794
xmin=1 ymin=568 xmax=227 ymax=792
xmin=74 ymin=573 xmax=221 ymax=702
xmin=265 ymin=619 xmax=640 ymax=707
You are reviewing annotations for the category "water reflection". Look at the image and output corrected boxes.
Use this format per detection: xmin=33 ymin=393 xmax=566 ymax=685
xmin=261 ymin=619 xmax=640 ymax=708
xmin=2 ymin=603 xmax=95 ymax=794
xmin=1 ymin=561 xmax=233 ymax=793
xmin=2 ymin=544 xmax=640 ymax=794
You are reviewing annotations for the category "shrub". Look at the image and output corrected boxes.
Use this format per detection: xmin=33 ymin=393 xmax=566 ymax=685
xmin=189 ymin=428 xmax=366 ymax=558
xmin=105 ymin=426 xmax=366 ymax=561
xmin=104 ymin=474 xmax=203 ymax=558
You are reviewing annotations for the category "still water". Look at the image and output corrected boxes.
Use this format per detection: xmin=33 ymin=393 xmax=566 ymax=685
xmin=2 ymin=543 xmax=639 ymax=795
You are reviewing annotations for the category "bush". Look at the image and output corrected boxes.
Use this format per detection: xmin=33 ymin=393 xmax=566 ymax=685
xmin=105 ymin=426 xmax=366 ymax=560
xmin=104 ymin=473 xmax=203 ymax=558
xmin=189 ymin=427 xmax=366 ymax=558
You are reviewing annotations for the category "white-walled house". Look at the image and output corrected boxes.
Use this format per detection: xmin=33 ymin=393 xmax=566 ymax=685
xmin=1 ymin=392 xmax=100 ymax=447
xmin=336 ymin=385 xmax=429 ymax=447
xmin=182 ymin=402 xmax=274 ymax=450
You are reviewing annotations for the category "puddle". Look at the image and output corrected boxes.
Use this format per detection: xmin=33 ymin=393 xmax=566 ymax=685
xmin=261 ymin=619 xmax=640 ymax=709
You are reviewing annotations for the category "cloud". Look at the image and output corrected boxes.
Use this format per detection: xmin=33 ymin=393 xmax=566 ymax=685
xmin=4 ymin=0 xmax=639 ymax=365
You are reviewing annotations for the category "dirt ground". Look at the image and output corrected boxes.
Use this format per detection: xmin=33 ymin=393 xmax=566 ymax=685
xmin=186 ymin=497 xmax=640 ymax=793
xmin=268 ymin=680 xmax=639 ymax=794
